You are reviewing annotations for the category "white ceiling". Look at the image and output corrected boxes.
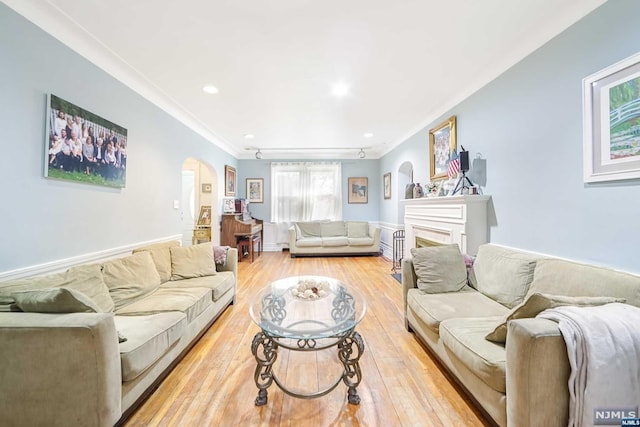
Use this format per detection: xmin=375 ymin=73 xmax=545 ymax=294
xmin=4 ymin=0 xmax=605 ymax=159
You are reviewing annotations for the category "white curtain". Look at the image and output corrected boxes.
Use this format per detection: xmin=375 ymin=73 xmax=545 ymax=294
xmin=271 ymin=162 xmax=342 ymax=224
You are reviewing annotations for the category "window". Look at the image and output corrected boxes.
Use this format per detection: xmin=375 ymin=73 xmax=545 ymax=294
xmin=271 ymin=162 xmax=342 ymax=222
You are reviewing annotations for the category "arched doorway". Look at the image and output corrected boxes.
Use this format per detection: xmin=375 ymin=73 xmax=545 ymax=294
xmin=181 ymin=158 xmax=219 ymax=246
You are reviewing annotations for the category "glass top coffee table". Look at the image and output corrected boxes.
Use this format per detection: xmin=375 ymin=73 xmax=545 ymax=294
xmin=249 ymin=276 xmax=367 ymax=406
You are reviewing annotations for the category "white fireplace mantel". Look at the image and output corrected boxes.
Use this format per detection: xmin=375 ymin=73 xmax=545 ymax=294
xmin=401 ymin=195 xmax=491 ymax=256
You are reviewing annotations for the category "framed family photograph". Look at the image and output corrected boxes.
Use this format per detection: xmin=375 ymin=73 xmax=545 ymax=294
xmin=383 ymin=172 xmax=391 ymax=199
xmin=583 ymin=52 xmax=640 ymax=183
xmin=429 ymin=115 xmax=457 ymax=181
xmin=45 ymin=94 xmax=128 ymax=188
xmin=348 ymin=177 xmax=368 ymax=204
xmin=246 ymin=178 xmax=264 ymax=203
xmin=225 ymin=165 xmax=236 ymax=196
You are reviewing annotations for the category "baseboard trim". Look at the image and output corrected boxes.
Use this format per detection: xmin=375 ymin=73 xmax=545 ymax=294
xmin=0 ymin=235 xmax=182 ymax=282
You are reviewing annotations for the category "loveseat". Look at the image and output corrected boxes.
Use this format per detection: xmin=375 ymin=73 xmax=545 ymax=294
xmin=288 ymin=220 xmax=381 ymax=257
xmin=0 ymin=241 xmax=237 ymax=427
xmin=402 ymin=243 xmax=640 ymax=427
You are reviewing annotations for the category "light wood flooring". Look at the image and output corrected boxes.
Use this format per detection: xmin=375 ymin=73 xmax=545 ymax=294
xmin=124 ymin=252 xmax=490 ymax=426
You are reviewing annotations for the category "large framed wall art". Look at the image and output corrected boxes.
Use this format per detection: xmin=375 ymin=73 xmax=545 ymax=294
xmin=45 ymin=94 xmax=128 ymax=188
xmin=429 ymin=115 xmax=457 ymax=181
xmin=584 ymin=52 xmax=640 ymax=183
xmin=348 ymin=177 xmax=368 ymax=204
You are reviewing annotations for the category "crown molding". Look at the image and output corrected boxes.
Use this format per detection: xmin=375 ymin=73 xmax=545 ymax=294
xmin=2 ymin=0 xmax=240 ymax=157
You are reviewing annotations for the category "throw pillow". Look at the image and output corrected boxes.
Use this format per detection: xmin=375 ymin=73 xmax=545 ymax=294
xmin=485 ymin=292 xmax=626 ymax=344
xmin=102 ymin=252 xmax=162 ymax=310
xmin=170 ymin=243 xmax=216 ymax=280
xmin=132 ymin=240 xmax=180 ymax=283
xmin=410 ymin=244 xmax=467 ymax=294
xmin=11 ymin=287 xmax=100 ymax=313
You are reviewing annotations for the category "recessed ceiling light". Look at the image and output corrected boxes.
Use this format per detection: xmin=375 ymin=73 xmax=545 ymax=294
xmin=202 ymin=85 xmax=219 ymax=94
xmin=331 ymin=82 xmax=349 ymax=97
xmin=363 ymin=133 xmax=373 ymax=138
xmin=244 ymin=134 xmax=255 ymax=139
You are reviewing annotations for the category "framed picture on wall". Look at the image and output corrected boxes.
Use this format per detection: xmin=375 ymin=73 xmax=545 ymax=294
xmin=222 ymin=198 xmax=235 ymax=213
xmin=429 ymin=115 xmax=457 ymax=181
xmin=225 ymin=165 xmax=236 ymax=196
xmin=246 ymin=178 xmax=264 ymax=203
xmin=45 ymin=94 xmax=128 ymax=188
xmin=348 ymin=177 xmax=368 ymax=204
xmin=583 ymin=51 xmax=640 ymax=182
xmin=197 ymin=205 xmax=212 ymax=226
xmin=383 ymin=172 xmax=391 ymax=199
xmin=201 ymin=183 xmax=212 ymax=193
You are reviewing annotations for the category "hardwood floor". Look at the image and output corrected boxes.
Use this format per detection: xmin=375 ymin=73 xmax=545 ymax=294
xmin=124 ymin=252 xmax=490 ymax=426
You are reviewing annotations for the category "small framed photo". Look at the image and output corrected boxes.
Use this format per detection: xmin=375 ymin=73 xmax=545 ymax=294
xmin=197 ymin=205 xmax=212 ymax=226
xmin=222 ymin=198 xmax=235 ymax=213
xmin=429 ymin=115 xmax=457 ymax=181
xmin=201 ymin=183 xmax=212 ymax=193
xmin=383 ymin=172 xmax=391 ymax=199
xmin=583 ymin=52 xmax=640 ymax=183
xmin=246 ymin=178 xmax=264 ymax=203
xmin=348 ymin=177 xmax=368 ymax=204
xmin=224 ymin=165 xmax=236 ymax=196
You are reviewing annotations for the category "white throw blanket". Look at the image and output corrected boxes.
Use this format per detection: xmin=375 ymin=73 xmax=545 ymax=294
xmin=538 ymin=303 xmax=640 ymax=427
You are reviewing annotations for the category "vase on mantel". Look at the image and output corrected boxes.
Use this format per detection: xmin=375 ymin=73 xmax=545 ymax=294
xmin=405 ymin=183 xmax=415 ymax=199
xmin=413 ymin=183 xmax=424 ymax=198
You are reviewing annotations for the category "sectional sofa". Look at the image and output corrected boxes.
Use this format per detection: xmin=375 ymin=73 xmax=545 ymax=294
xmin=0 ymin=241 xmax=237 ymax=427
xmin=288 ymin=220 xmax=381 ymax=257
xmin=402 ymin=243 xmax=640 ymax=427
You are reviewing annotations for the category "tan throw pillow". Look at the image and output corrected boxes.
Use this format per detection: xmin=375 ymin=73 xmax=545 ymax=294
xmin=132 ymin=241 xmax=180 ymax=283
xmin=0 ymin=264 xmax=114 ymax=313
xmin=485 ymin=293 xmax=626 ymax=343
xmin=102 ymin=252 xmax=162 ymax=310
xmin=410 ymin=244 xmax=467 ymax=294
xmin=170 ymin=243 xmax=216 ymax=280
xmin=12 ymin=288 xmax=100 ymax=313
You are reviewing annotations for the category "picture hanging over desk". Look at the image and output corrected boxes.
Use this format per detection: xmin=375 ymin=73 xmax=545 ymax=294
xmin=45 ymin=94 xmax=128 ymax=188
xmin=197 ymin=205 xmax=212 ymax=226
xmin=225 ymin=165 xmax=236 ymax=196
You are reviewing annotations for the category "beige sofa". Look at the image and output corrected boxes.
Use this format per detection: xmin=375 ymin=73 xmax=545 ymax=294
xmin=0 ymin=241 xmax=237 ymax=427
xmin=402 ymin=243 xmax=640 ymax=427
xmin=288 ymin=220 xmax=381 ymax=257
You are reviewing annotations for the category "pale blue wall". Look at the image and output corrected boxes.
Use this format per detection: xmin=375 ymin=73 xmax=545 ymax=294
xmin=380 ymin=0 xmax=640 ymax=273
xmin=237 ymin=159 xmax=380 ymax=222
xmin=0 ymin=4 xmax=236 ymax=272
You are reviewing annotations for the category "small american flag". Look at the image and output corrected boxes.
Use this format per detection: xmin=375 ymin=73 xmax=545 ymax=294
xmin=448 ymin=151 xmax=460 ymax=178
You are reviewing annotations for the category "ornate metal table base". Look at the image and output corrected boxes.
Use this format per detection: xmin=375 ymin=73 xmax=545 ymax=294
xmin=251 ymin=330 xmax=365 ymax=406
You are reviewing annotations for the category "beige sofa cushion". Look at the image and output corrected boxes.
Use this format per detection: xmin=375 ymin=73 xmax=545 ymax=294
xmin=115 ymin=287 xmax=212 ymax=323
xmin=11 ymin=288 xmax=100 ymax=313
xmin=132 ymin=240 xmax=180 ymax=283
xmin=170 ymin=243 xmax=216 ymax=280
xmin=407 ymin=288 xmax=509 ymax=333
xmin=411 ymin=245 xmax=468 ymax=293
xmin=103 ymin=252 xmax=161 ymax=310
xmin=296 ymin=237 xmax=323 ymax=247
xmin=348 ymin=237 xmax=375 ymax=246
xmin=347 ymin=222 xmax=369 ymax=238
xmin=322 ymin=236 xmax=349 ymax=247
xmin=0 ymin=264 xmax=115 ymax=313
xmin=440 ymin=316 xmax=507 ymax=393
xmin=114 ymin=312 xmax=187 ymax=381
xmin=485 ymin=293 xmax=625 ymax=343
xmin=160 ymin=272 xmax=235 ymax=302
xmin=470 ymin=244 xmax=539 ymax=308
xmin=525 ymin=258 xmax=640 ymax=307
xmin=295 ymin=222 xmax=322 ymax=238
xmin=321 ymin=221 xmax=347 ymax=237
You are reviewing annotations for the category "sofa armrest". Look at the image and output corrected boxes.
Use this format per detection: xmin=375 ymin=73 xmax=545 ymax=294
xmin=0 ymin=312 xmax=122 ymax=426
xmin=506 ymin=318 xmax=569 ymax=427
xmin=216 ymin=247 xmax=238 ymax=278
xmin=401 ymin=258 xmax=418 ymax=318
xmin=368 ymin=225 xmax=381 ymax=248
